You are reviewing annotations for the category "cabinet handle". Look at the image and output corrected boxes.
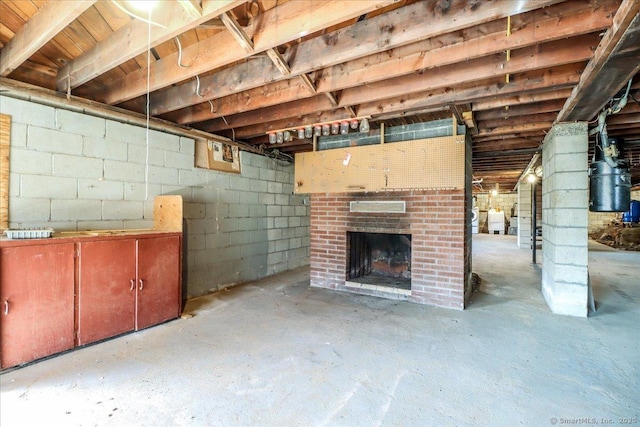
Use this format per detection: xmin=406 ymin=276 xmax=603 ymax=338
xmin=139 ymin=279 xmax=144 ymax=291
xmin=130 ymin=279 xmax=135 ymax=291
xmin=3 ymin=300 xmax=8 ymax=315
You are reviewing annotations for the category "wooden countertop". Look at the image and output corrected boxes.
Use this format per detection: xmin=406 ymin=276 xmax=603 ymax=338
xmin=0 ymin=229 xmax=180 ymax=247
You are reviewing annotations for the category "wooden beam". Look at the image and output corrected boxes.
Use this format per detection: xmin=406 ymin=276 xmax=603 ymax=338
xmin=476 ymin=122 xmax=555 ymax=138
xmin=219 ymin=65 xmax=581 ymax=140
xmin=56 ymin=0 xmax=244 ymax=92
xmin=266 ymin=49 xmax=291 ymax=75
xmin=175 ymin=25 xmax=596 ymax=128
xmin=339 ymin=34 xmax=598 ymax=107
xmin=473 ymin=89 xmax=572 ymax=111
xmin=194 ymin=36 xmax=594 ymax=133
xmin=101 ymin=0 xmax=398 ymax=104
xmin=605 ymin=112 xmax=640 ymax=126
xmin=557 ymin=0 xmax=640 ymax=121
xmin=474 ymin=142 xmax=540 ymax=154
xmin=164 ymin=79 xmax=316 ymax=124
xmin=220 ymin=11 xmax=254 ymax=52
xmin=229 ymin=110 xmax=350 ymax=139
xmin=478 ymin=112 xmax=559 ymax=130
xmin=315 ymin=0 xmax=615 ymax=93
xmin=177 ymin=0 xmax=203 ymax=19
xmin=145 ymin=0 xmax=565 ymax=116
xmin=203 ymin=95 xmax=336 ymax=132
xmin=474 ymin=130 xmax=546 ymax=143
xmin=0 ymin=0 xmax=96 ymax=77
xmin=357 ymin=63 xmax=584 ymax=117
xmin=288 ymin=0 xmax=563 ymax=75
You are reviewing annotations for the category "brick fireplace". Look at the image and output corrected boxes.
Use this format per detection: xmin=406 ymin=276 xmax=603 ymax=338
xmin=310 ymin=189 xmax=470 ymax=309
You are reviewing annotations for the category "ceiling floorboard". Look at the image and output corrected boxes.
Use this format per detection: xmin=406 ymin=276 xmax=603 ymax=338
xmin=0 ymin=0 xmax=96 ymax=76
xmin=56 ymin=0 xmax=244 ymax=92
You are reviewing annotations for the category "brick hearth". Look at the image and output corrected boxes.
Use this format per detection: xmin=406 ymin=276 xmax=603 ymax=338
xmin=310 ymin=189 xmax=468 ymax=309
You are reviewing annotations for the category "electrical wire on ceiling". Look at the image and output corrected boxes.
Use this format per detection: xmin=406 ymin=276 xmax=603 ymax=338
xmin=175 ymin=36 xmax=189 ymax=68
xmin=195 ymin=75 xmax=205 ymax=97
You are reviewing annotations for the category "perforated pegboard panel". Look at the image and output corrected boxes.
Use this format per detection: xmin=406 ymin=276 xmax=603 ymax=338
xmin=294 ymin=136 xmax=465 ymax=193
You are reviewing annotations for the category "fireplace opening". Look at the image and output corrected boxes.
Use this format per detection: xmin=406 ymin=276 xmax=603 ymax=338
xmin=347 ymin=232 xmax=411 ymax=291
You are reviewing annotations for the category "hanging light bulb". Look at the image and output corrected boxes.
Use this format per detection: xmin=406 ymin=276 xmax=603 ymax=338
xmin=297 ymin=128 xmax=305 ymax=139
xmin=283 ymin=130 xmax=291 ymax=142
xmin=350 ymin=119 xmax=359 ymax=130
xmin=268 ymin=133 xmax=276 ymax=144
xmin=322 ymin=124 xmax=330 ymax=136
xmin=305 ymin=126 xmax=313 ymax=138
xmin=359 ymin=117 xmax=370 ymax=133
xmin=128 ymin=0 xmax=157 ymax=12
xmin=276 ymin=131 xmax=284 ymax=143
xmin=340 ymin=121 xmax=349 ymax=135
xmin=314 ymin=125 xmax=322 ymax=137
xmin=331 ymin=123 xmax=339 ymax=134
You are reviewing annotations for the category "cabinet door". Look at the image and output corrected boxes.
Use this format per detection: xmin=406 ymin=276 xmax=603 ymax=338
xmin=77 ymin=239 xmax=136 ymax=346
xmin=136 ymin=235 xmax=181 ymax=330
xmin=0 ymin=243 xmax=75 ymax=369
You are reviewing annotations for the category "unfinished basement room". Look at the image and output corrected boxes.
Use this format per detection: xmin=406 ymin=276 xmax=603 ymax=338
xmin=0 ymin=0 xmax=639 ymax=426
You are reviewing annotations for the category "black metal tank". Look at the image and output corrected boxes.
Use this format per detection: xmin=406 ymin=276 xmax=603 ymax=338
xmin=589 ymin=138 xmax=631 ymax=212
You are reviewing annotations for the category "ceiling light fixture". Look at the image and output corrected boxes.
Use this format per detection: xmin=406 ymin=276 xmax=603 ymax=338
xmin=128 ymin=0 xmax=157 ymax=12
xmin=111 ymin=0 xmax=165 ymax=28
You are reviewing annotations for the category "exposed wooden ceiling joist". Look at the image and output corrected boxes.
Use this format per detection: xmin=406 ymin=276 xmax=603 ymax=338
xmin=0 ymin=0 xmax=96 ymax=77
xmin=557 ymin=0 xmax=640 ymax=121
xmin=56 ymin=0 xmax=244 ymax=92
xmin=167 ymin=0 xmax=615 ymax=126
xmin=100 ymin=0 xmax=399 ymax=105
xmin=142 ymin=0 xmax=568 ymax=118
xmin=357 ymin=63 xmax=585 ymax=117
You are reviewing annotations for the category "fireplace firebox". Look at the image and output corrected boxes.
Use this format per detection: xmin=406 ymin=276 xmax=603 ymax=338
xmin=347 ymin=232 xmax=412 ymax=291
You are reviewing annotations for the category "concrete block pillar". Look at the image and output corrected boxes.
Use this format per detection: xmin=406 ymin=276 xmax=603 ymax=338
xmin=541 ymin=122 xmax=589 ymax=317
xmin=517 ymin=182 xmax=532 ymax=248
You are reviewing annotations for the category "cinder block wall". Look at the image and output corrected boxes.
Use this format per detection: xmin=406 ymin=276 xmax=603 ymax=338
xmin=2 ymin=96 xmax=309 ymax=298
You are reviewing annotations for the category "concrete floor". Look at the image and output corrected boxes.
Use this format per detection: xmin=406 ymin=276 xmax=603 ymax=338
xmin=1 ymin=234 xmax=639 ymax=426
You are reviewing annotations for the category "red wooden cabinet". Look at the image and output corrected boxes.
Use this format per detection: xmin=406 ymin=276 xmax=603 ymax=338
xmin=0 ymin=231 xmax=182 ymax=369
xmin=0 ymin=243 xmax=75 ymax=369
xmin=77 ymin=239 xmax=137 ymax=346
xmin=136 ymin=235 xmax=181 ymax=330
xmin=77 ymin=234 xmax=181 ymax=346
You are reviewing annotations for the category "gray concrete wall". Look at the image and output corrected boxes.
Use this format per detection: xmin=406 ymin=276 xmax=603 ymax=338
xmin=1 ymin=95 xmax=310 ymax=298
xmin=541 ymin=122 xmax=589 ymax=317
